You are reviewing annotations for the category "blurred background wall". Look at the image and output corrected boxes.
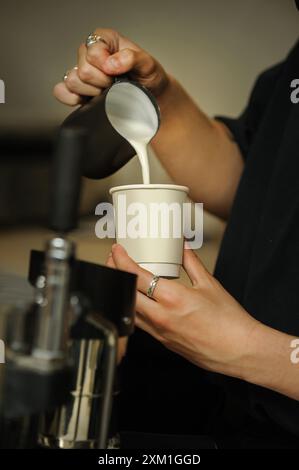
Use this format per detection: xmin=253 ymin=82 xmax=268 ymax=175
xmin=0 ymin=0 xmax=298 ymax=275
xmin=1 ymin=0 xmax=298 ymax=123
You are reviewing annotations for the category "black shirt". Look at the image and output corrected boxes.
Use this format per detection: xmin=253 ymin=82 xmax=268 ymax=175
xmin=213 ymin=39 xmax=299 ymax=445
xmin=120 ymin=40 xmax=299 ymax=449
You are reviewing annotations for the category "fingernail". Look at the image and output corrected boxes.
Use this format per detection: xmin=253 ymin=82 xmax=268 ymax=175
xmin=111 ymin=243 xmax=118 ymax=252
xmin=108 ymin=251 xmax=112 ymax=257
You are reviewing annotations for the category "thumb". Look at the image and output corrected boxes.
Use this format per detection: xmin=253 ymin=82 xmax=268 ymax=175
xmin=183 ymin=247 xmax=208 ymax=287
xmin=103 ymin=48 xmax=155 ymax=77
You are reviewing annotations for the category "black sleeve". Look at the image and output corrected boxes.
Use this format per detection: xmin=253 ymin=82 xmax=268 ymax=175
xmin=215 ymin=62 xmax=285 ymax=160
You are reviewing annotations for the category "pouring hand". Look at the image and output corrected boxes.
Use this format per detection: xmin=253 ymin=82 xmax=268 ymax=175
xmin=53 ymin=28 xmax=170 ymax=106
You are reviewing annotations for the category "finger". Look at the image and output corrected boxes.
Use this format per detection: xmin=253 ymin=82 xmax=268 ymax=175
xmin=78 ymin=44 xmax=113 ymax=88
xmin=102 ymin=48 xmax=156 ymax=79
xmin=53 ymin=82 xmax=82 ymax=106
xmin=135 ymin=313 xmax=164 ymax=343
xmin=111 ymin=244 xmax=172 ymax=302
xmin=85 ymin=41 xmax=112 ymax=70
xmin=84 ymin=29 xmax=157 ymax=87
xmin=93 ymin=27 xmax=141 ymax=55
xmin=136 ymin=291 xmax=171 ymax=337
xmin=117 ymin=337 xmax=128 ymax=364
xmin=85 ymin=27 xmax=121 ymax=71
xmin=182 ymin=247 xmax=208 ymax=287
xmin=64 ymin=67 xmax=102 ymax=96
xmin=135 ymin=290 xmax=160 ymax=318
xmin=105 ymin=252 xmax=116 ymax=269
xmin=135 ymin=291 xmax=172 ymax=343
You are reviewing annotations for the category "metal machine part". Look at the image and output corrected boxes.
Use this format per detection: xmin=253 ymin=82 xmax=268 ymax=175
xmin=39 ymin=339 xmax=105 ymax=449
xmin=28 ymin=248 xmax=136 ymax=449
xmin=0 ymin=127 xmax=137 ymax=449
xmin=39 ymin=322 xmax=117 ymax=449
xmin=0 ymin=244 xmax=74 ymax=449
xmin=33 ymin=237 xmax=74 ymax=361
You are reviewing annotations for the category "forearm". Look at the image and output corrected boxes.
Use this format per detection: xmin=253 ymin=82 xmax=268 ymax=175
xmin=240 ymin=321 xmax=299 ymax=401
xmin=152 ymin=76 xmax=244 ymax=219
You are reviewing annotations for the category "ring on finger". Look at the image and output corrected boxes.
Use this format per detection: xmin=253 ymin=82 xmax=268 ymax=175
xmin=63 ymin=66 xmax=78 ymax=82
xmin=86 ymin=33 xmax=108 ymax=48
xmin=146 ymin=275 xmax=160 ymax=299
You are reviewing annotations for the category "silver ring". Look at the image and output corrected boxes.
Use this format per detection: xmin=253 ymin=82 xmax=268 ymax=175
xmin=63 ymin=66 xmax=78 ymax=82
xmin=86 ymin=33 xmax=107 ymax=48
xmin=146 ymin=275 xmax=160 ymax=299
xmin=63 ymin=70 xmax=70 ymax=81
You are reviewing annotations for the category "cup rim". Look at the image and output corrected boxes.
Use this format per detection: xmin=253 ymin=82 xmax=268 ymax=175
xmin=109 ymin=184 xmax=189 ymax=194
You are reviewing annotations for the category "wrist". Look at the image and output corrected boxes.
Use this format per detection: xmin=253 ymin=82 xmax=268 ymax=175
xmin=156 ymin=74 xmax=182 ymax=112
xmin=238 ymin=320 xmax=290 ymax=390
xmin=217 ymin=314 xmax=262 ymax=381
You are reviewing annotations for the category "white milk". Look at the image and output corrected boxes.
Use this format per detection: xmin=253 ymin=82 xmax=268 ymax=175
xmin=105 ymin=82 xmax=160 ymax=184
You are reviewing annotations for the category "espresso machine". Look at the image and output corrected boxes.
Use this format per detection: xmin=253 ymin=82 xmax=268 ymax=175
xmin=0 ymin=125 xmax=137 ymax=449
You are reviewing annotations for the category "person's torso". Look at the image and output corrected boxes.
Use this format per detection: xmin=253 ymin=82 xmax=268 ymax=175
xmin=214 ymin=41 xmax=299 ymax=441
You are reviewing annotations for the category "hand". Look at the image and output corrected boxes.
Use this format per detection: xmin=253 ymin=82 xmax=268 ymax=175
xmin=117 ymin=337 xmax=128 ymax=365
xmin=53 ymin=28 xmax=170 ymax=106
xmin=106 ymin=243 xmax=260 ymax=380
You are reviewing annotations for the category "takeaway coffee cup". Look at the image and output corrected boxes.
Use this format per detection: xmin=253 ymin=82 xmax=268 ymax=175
xmin=109 ymin=184 xmax=189 ymax=278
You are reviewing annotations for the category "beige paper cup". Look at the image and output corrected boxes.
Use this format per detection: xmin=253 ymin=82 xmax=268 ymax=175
xmin=109 ymin=184 xmax=189 ymax=278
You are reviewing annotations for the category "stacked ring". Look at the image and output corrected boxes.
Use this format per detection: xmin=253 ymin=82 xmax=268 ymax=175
xmin=146 ymin=275 xmax=160 ymax=299
xmin=86 ymin=33 xmax=108 ymax=48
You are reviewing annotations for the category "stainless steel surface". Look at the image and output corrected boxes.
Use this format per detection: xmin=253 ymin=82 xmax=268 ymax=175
xmin=33 ymin=237 xmax=74 ymax=359
xmin=39 ymin=335 xmax=114 ymax=449
xmin=0 ymin=272 xmax=35 ymax=393
xmin=39 ymin=297 xmax=118 ymax=450
xmin=0 ymin=241 xmax=119 ymax=449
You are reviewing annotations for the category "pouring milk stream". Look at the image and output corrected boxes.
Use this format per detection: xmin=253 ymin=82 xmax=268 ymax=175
xmin=105 ymin=81 xmax=160 ymax=183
